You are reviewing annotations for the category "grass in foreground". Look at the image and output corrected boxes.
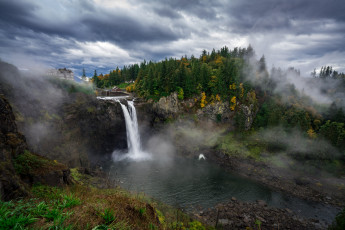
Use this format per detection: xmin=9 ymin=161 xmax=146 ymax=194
xmin=0 ymin=183 xmax=210 ymax=230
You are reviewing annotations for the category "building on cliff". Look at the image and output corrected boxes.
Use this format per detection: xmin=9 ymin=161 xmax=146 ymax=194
xmin=47 ymin=68 xmax=74 ymax=80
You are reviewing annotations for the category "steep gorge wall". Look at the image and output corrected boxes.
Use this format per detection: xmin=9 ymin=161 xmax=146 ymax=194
xmin=0 ymin=95 xmax=29 ymax=200
xmin=0 ymin=95 xmax=72 ymax=201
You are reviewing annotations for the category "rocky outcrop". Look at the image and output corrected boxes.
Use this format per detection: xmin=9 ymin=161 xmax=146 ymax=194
xmin=239 ymin=104 xmax=258 ymax=131
xmin=197 ymin=102 xmax=233 ymax=122
xmin=152 ymin=92 xmax=179 ymax=120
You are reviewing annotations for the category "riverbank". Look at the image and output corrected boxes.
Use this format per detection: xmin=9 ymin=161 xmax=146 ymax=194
xmin=195 ymin=199 xmax=325 ymax=229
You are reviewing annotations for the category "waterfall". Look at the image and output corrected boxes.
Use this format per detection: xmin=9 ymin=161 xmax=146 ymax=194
xmin=115 ymin=100 xmax=151 ymax=161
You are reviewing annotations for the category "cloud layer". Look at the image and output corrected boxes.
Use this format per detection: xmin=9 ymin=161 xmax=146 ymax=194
xmin=0 ymin=0 xmax=344 ymax=76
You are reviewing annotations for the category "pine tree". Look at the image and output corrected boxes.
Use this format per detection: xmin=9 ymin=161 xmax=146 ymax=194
xmin=82 ymin=68 xmax=86 ymax=81
xmin=93 ymin=70 xmax=99 ymax=87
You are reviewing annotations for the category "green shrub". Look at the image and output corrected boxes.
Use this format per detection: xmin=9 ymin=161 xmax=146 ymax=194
xmin=177 ymin=87 xmax=184 ymax=100
xmin=99 ymin=208 xmax=116 ymax=225
xmin=329 ymin=208 xmax=345 ymax=230
xmin=139 ymin=207 xmax=146 ymax=217
xmin=188 ymin=220 xmax=206 ymax=230
xmin=42 ymin=207 xmax=62 ymax=221
xmin=59 ymin=194 xmax=81 ymax=208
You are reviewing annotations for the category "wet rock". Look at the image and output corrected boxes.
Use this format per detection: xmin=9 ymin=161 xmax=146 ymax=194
xmin=197 ymin=199 xmax=324 ymax=230
xmin=243 ymin=214 xmax=251 ymax=224
xmin=257 ymin=200 xmax=267 ymax=206
xmin=285 ymin=208 xmax=293 ymax=214
xmin=295 ymin=177 xmax=310 ymax=186
xmin=218 ymin=219 xmax=229 ymax=225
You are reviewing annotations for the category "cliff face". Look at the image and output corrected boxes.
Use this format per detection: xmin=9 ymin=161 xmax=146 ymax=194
xmin=0 ymin=95 xmax=72 ymax=201
xmin=63 ymin=95 xmax=127 ymax=163
xmin=0 ymin=95 xmax=29 ymax=200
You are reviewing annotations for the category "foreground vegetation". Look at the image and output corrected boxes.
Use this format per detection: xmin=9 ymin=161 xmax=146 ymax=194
xmin=0 ymin=182 xmax=209 ymax=230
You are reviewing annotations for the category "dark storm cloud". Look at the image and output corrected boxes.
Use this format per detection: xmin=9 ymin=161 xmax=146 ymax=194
xmin=0 ymin=0 xmax=344 ymax=75
xmin=81 ymin=14 xmax=181 ymax=45
xmin=0 ymin=1 xmax=36 ymax=26
xmin=0 ymin=0 xmax=183 ymax=46
xmin=225 ymin=0 xmax=345 ymax=33
xmin=152 ymin=6 xmax=181 ymax=19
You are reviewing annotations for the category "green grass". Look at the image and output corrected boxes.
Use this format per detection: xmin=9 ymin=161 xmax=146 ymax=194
xmin=99 ymin=208 xmax=116 ymax=225
xmin=116 ymin=82 xmax=131 ymax=89
xmin=13 ymin=150 xmax=66 ymax=175
xmin=216 ymin=132 xmax=250 ymax=157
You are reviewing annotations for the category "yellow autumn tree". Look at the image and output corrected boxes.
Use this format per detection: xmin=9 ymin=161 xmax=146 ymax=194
xmin=215 ymin=55 xmax=223 ymax=65
xmin=239 ymin=83 xmax=244 ymax=98
xmin=202 ymin=55 xmax=207 ymax=63
xmin=200 ymin=92 xmax=207 ymax=108
xmin=307 ymin=128 xmax=316 ymax=139
xmin=230 ymin=96 xmax=236 ymax=111
xmin=216 ymin=94 xmax=221 ymax=102
xmin=209 ymin=95 xmax=215 ymax=104
xmin=229 ymin=83 xmax=236 ymax=90
xmin=126 ymin=84 xmax=135 ymax=92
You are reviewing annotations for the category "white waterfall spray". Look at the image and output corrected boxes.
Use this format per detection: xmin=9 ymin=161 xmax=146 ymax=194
xmin=115 ymin=100 xmax=151 ymax=161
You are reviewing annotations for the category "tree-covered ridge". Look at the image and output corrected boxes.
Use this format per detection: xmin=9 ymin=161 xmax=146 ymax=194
xmin=90 ymin=46 xmax=345 ymax=158
xmin=134 ymin=46 xmax=259 ymax=101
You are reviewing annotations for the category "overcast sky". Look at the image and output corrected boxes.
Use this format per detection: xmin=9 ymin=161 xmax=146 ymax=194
xmin=0 ymin=0 xmax=344 ymax=77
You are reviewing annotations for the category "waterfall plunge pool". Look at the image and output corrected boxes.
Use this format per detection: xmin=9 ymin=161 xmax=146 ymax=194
xmin=105 ymin=157 xmax=340 ymax=225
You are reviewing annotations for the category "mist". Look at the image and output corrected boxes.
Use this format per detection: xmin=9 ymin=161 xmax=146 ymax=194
xmin=0 ymin=60 xmax=98 ymax=168
xmin=244 ymin=56 xmax=345 ymax=113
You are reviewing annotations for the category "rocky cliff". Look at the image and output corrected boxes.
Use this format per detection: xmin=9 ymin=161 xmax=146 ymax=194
xmin=151 ymin=92 xmax=257 ymax=130
xmin=0 ymin=95 xmax=71 ymax=201
xmin=0 ymin=95 xmax=29 ymax=200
